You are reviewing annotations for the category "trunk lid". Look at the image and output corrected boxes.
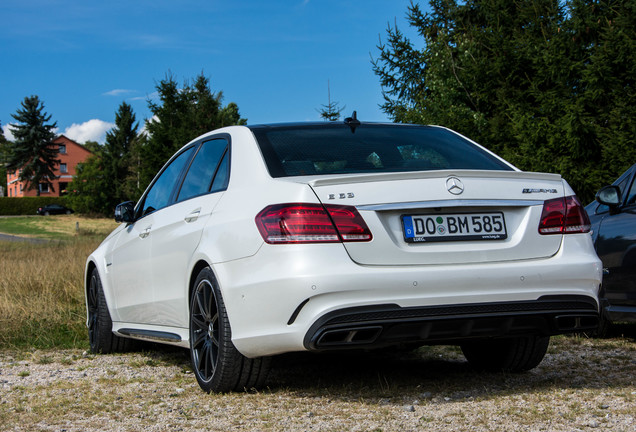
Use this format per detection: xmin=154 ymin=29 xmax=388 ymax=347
xmin=299 ymin=170 xmax=565 ymax=265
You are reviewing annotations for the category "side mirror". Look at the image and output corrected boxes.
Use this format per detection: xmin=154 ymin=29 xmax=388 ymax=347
xmin=114 ymin=201 xmax=136 ymax=223
xmin=595 ymin=185 xmax=621 ymax=213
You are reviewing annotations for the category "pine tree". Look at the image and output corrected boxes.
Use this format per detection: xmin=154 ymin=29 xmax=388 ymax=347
xmin=140 ymin=72 xmax=246 ymax=190
xmin=67 ymin=102 xmax=139 ymax=215
xmin=7 ymin=96 xmax=59 ymax=196
xmin=102 ymin=102 xmax=138 ymax=212
xmin=317 ymin=80 xmax=345 ymax=121
xmin=372 ymin=0 xmax=636 ymax=202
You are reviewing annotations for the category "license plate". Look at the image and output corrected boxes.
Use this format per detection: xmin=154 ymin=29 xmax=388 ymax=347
xmin=402 ymin=212 xmax=507 ymax=243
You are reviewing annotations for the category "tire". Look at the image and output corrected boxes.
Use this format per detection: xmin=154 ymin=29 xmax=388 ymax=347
xmin=189 ymin=267 xmax=270 ymax=393
xmin=44 ymin=211 xmax=50 ymax=216
xmin=460 ymin=335 xmax=550 ymax=372
xmin=87 ymin=268 xmax=131 ymax=353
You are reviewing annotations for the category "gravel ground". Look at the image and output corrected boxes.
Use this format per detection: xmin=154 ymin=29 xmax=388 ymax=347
xmin=1 ymin=332 xmax=635 ymax=432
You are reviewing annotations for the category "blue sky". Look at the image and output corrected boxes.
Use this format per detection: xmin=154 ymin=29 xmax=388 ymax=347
xmin=0 ymin=0 xmax=427 ymax=144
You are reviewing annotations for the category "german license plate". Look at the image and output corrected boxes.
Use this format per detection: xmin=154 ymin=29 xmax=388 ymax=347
xmin=402 ymin=213 xmax=507 ymax=243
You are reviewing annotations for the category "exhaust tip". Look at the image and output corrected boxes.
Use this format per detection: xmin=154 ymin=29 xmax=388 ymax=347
xmin=315 ymin=326 xmax=383 ymax=347
xmin=554 ymin=315 xmax=599 ymax=331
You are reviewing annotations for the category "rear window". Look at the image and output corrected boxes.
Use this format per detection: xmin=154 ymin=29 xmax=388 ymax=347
xmin=251 ymin=124 xmax=514 ymax=178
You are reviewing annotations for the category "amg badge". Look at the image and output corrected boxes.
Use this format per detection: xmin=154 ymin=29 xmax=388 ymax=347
xmin=522 ymin=188 xmax=558 ymax=194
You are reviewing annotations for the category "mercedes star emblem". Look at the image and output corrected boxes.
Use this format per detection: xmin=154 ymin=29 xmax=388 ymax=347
xmin=446 ymin=177 xmax=464 ymax=195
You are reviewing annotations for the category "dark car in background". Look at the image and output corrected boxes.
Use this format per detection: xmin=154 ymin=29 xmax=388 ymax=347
xmin=37 ymin=204 xmax=74 ymax=216
xmin=586 ymin=163 xmax=636 ymax=325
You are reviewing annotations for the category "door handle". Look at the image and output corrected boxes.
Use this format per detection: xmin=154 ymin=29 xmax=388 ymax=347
xmin=139 ymin=226 xmax=151 ymax=239
xmin=185 ymin=209 xmax=201 ymax=223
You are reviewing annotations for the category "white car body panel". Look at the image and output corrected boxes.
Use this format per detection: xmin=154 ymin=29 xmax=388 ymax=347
xmin=107 ymin=216 xmax=153 ymax=323
xmin=85 ymin=123 xmax=602 ymax=360
xmin=147 ymin=192 xmax=223 ymax=327
xmin=215 ymin=233 xmax=601 ymax=357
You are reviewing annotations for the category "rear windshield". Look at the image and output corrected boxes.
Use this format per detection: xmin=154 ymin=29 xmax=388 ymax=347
xmin=251 ymin=124 xmax=514 ymax=178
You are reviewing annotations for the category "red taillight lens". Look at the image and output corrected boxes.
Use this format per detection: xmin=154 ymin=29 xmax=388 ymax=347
xmin=538 ymin=196 xmax=591 ymax=235
xmin=325 ymin=205 xmax=373 ymax=241
xmin=255 ymin=203 xmax=372 ymax=244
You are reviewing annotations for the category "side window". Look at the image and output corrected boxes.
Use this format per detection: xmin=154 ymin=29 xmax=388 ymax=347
xmin=210 ymin=150 xmax=230 ymax=192
xmin=140 ymin=146 xmax=195 ymax=217
xmin=177 ymin=139 xmax=229 ymax=202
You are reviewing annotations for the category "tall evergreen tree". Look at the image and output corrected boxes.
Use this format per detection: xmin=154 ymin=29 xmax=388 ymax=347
xmin=317 ymin=80 xmax=345 ymax=121
xmin=373 ymin=0 xmax=636 ymax=202
xmin=68 ymin=102 xmax=139 ymax=215
xmin=141 ymin=72 xmax=246 ymax=189
xmin=6 ymin=96 xmax=59 ymax=196
xmin=102 ymin=102 xmax=138 ymax=212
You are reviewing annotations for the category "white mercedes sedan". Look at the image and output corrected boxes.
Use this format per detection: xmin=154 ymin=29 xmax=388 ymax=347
xmin=85 ymin=118 xmax=602 ymax=393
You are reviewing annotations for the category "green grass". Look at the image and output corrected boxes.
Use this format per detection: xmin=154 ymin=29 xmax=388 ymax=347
xmin=0 ymin=214 xmax=117 ymax=239
xmin=0 ymin=216 xmax=54 ymax=237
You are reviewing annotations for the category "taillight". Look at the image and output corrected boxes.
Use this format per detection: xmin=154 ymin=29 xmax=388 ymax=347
xmin=538 ymin=196 xmax=591 ymax=235
xmin=255 ymin=203 xmax=372 ymax=244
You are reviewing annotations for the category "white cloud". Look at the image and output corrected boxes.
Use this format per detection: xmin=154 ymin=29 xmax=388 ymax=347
xmin=64 ymin=119 xmax=114 ymax=144
xmin=103 ymin=89 xmax=136 ymax=97
xmin=2 ymin=123 xmax=16 ymax=141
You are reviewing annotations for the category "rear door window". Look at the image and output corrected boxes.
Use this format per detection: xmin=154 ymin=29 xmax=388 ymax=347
xmin=177 ymin=138 xmax=229 ymax=202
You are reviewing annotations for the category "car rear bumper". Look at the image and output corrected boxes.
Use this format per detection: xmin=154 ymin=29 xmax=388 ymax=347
xmin=214 ymin=234 xmax=602 ymax=358
xmin=303 ymin=296 xmax=599 ymax=350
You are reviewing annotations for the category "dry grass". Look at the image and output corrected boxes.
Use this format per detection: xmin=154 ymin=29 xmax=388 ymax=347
xmin=28 ymin=215 xmax=118 ymax=237
xmin=0 ymin=236 xmax=106 ymax=349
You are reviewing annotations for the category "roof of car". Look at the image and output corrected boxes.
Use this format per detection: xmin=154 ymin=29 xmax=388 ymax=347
xmin=246 ymin=121 xmax=420 ymax=130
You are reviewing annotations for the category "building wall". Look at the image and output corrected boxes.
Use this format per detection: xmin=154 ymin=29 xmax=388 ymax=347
xmin=5 ymin=135 xmax=93 ymax=197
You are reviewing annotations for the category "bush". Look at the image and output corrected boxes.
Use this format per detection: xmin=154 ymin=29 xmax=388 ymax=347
xmin=0 ymin=197 xmax=69 ymax=216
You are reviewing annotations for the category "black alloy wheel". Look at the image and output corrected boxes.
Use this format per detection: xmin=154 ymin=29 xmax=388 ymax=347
xmin=189 ymin=267 xmax=271 ymax=393
xmin=87 ymin=269 xmax=102 ymax=351
xmin=190 ymin=278 xmax=220 ymax=383
xmin=87 ymin=267 xmax=130 ymax=353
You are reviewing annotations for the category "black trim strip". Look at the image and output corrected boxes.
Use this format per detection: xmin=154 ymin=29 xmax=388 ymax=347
xmin=118 ymin=329 xmax=182 ymax=343
xmin=287 ymin=298 xmax=311 ymax=325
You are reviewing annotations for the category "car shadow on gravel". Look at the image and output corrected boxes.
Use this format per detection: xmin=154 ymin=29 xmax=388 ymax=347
xmin=605 ymin=322 xmax=636 ymax=340
xmin=262 ymin=337 xmax=635 ymax=402
xmin=144 ymin=330 xmax=635 ymax=401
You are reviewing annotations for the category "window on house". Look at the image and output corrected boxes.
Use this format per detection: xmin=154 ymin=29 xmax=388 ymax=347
xmin=20 ymin=184 xmax=23 ymax=192
xmin=39 ymin=183 xmax=50 ymax=193
xmin=60 ymin=163 xmax=67 ymax=173
xmin=59 ymin=145 xmax=66 ymax=154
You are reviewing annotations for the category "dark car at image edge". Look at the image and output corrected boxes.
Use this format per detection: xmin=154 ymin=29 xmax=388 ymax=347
xmin=586 ymin=162 xmax=636 ymax=326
